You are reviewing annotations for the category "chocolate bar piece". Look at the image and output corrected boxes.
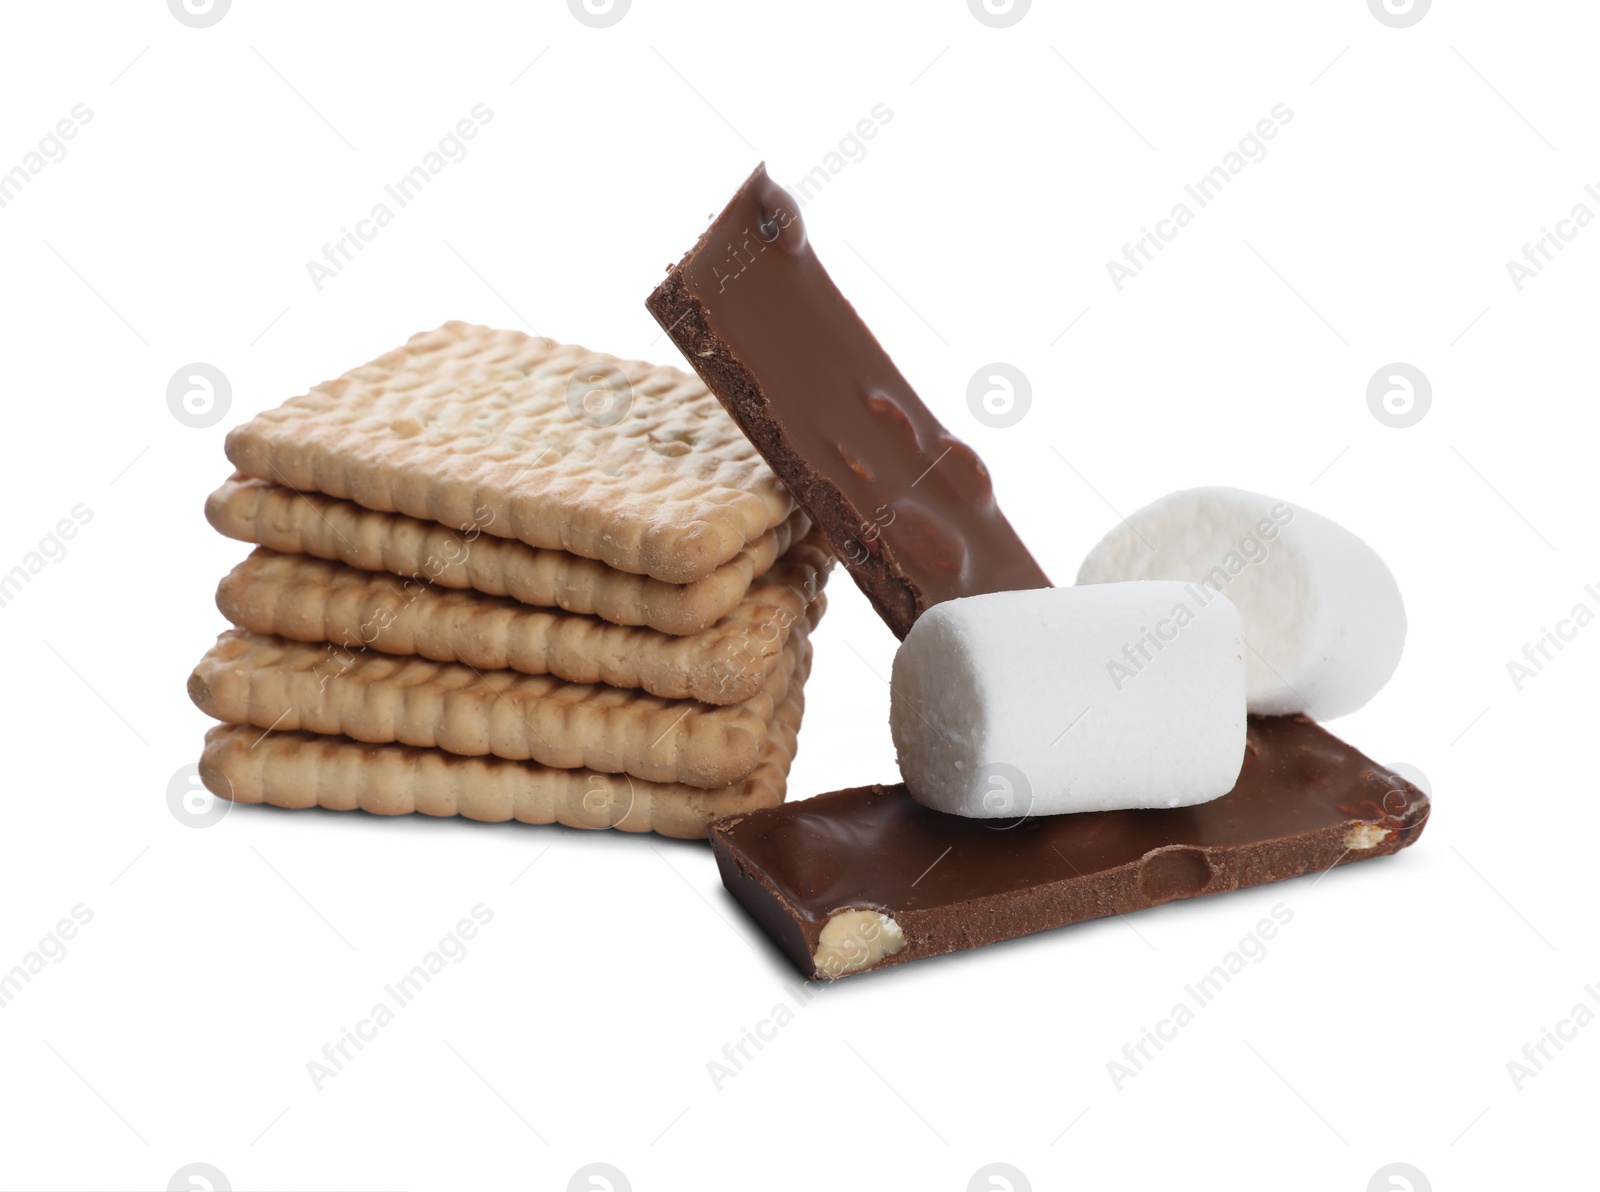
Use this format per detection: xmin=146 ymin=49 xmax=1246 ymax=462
xmin=646 ymin=164 xmax=1051 ymax=638
xmin=709 ymin=715 xmax=1430 ymax=979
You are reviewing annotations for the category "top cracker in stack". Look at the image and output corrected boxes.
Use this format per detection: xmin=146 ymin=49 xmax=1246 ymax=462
xmin=223 ymin=322 xmax=799 ymax=586
xmin=191 ymin=322 xmax=832 ymax=838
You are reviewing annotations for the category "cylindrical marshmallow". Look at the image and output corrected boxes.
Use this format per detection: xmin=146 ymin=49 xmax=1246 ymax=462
xmin=1076 ymin=487 xmax=1406 ymax=719
xmin=890 ymin=582 xmax=1247 ymax=818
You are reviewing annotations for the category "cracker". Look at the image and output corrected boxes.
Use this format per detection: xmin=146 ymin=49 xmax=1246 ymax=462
xmin=216 ymin=538 xmax=832 ymax=706
xmin=224 ymin=322 xmax=794 ymax=584
xmin=198 ymin=642 xmax=811 ymax=840
xmin=187 ymin=610 xmax=818 ymax=789
xmin=205 ymin=475 xmax=810 ymax=637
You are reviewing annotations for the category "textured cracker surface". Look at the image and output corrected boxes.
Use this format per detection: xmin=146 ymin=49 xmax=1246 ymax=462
xmin=206 ymin=474 xmax=809 ymax=637
xmin=224 ymin=322 xmax=794 ymax=584
xmin=198 ymin=645 xmax=811 ymax=840
xmin=188 ymin=612 xmax=818 ymax=789
xmin=216 ymin=541 xmax=831 ymax=706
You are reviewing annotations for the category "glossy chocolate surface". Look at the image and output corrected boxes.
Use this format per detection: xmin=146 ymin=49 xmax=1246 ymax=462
xmin=647 ymin=164 xmax=1050 ymax=637
xmin=710 ymin=716 xmax=1430 ymax=978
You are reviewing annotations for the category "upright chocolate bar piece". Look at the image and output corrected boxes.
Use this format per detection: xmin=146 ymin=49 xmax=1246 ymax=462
xmin=710 ymin=715 xmax=1430 ymax=979
xmin=647 ymin=164 xmax=1051 ymax=638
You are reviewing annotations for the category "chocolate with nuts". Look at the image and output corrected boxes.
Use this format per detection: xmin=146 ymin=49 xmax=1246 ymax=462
xmin=646 ymin=164 xmax=1051 ymax=638
xmin=709 ymin=715 xmax=1430 ymax=979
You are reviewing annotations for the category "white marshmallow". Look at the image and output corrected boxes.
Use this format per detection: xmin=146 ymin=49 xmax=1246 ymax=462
xmin=890 ymin=583 xmax=1247 ymax=818
xmin=1076 ymin=487 xmax=1405 ymax=719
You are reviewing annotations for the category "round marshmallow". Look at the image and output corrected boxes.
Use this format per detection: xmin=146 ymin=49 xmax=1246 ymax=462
xmin=1076 ymin=487 xmax=1405 ymax=719
xmin=890 ymin=582 xmax=1247 ymax=818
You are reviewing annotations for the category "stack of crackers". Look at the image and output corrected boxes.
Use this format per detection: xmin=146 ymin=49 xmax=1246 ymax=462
xmin=187 ymin=322 xmax=831 ymax=838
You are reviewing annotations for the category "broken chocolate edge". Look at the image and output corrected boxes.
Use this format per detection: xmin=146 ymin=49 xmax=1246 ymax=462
xmin=709 ymin=754 xmax=1431 ymax=981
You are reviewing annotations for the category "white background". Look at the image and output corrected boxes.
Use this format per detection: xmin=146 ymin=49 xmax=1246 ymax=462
xmin=0 ymin=1 xmax=1590 ymax=1189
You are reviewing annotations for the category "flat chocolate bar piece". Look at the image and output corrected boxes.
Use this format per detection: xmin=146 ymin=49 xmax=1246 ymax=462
xmin=646 ymin=164 xmax=1051 ymax=638
xmin=710 ymin=716 xmax=1430 ymax=979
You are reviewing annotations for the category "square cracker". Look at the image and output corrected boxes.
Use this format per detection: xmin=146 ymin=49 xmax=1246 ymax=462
xmin=224 ymin=322 xmax=795 ymax=585
xmin=205 ymin=474 xmax=811 ymax=637
xmin=187 ymin=605 xmax=819 ymax=790
xmin=197 ymin=640 xmax=812 ymax=840
xmin=216 ymin=536 xmax=831 ymax=706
